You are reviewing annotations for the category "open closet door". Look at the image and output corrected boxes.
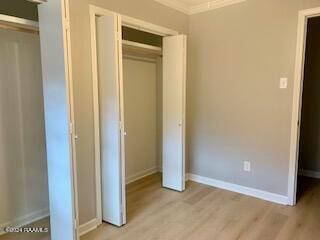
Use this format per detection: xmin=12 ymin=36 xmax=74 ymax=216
xmin=38 ymin=0 xmax=78 ymax=239
xmin=162 ymin=35 xmax=187 ymax=192
xmin=96 ymin=14 xmax=126 ymax=226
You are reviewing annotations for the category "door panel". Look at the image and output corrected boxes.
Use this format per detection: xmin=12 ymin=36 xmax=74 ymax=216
xmin=38 ymin=0 xmax=78 ymax=239
xmin=96 ymin=14 xmax=125 ymax=226
xmin=162 ymin=35 xmax=186 ymax=192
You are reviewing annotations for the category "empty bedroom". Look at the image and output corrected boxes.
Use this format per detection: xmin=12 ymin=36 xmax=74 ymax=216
xmin=1 ymin=0 xmax=320 ymax=240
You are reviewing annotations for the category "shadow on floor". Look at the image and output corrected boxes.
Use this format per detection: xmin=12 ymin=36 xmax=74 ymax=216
xmin=296 ymin=175 xmax=320 ymax=202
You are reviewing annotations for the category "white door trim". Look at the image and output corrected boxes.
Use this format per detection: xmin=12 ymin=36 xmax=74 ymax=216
xmin=121 ymin=15 xmax=178 ymax=36
xmin=288 ymin=7 xmax=320 ymax=206
xmin=117 ymin=14 xmax=127 ymax=225
xmin=62 ymin=0 xmax=80 ymax=237
xmin=89 ymin=4 xmax=179 ymax=227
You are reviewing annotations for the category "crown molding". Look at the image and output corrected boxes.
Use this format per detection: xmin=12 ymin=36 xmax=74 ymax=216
xmin=154 ymin=0 xmax=190 ymax=14
xmin=190 ymin=0 xmax=246 ymax=14
xmin=154 ymin=0 xmax=247 ymax=15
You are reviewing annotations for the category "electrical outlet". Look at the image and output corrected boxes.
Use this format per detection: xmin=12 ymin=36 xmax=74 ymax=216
xmin=244 ymin=161 xmax=251 ymax=172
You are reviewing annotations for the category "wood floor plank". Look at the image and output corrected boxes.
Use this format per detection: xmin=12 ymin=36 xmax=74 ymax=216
xmin=80 ymin=175 xmax=320 ymax=240
xmin=2 ymin=174 xmax=320 ymax=240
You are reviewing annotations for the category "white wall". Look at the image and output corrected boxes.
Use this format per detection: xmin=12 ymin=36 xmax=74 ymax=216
xmin=123 ymin=58 xmax=159 ymax=183
xmin=0 ymin=29 xmax=49 ymax=228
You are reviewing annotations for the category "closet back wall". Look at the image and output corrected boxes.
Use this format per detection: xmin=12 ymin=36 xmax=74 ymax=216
xmin=123 ymin=58 xmax=158 ymax=183
xmin=69 ymin=0 xmax=188 ymax=225
xmin=0 ymin=28 xmax=48 ymax=229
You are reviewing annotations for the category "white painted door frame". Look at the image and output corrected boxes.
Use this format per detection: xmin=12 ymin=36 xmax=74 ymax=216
xmin=288 ymin=7 xmax=320 ymax=206
xmin=89 ymin=4 xmax=179 ymax=228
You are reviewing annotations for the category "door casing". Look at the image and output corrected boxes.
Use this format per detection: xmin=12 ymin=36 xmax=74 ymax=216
xmin=89 ymin=4 xmax=186 ymax=230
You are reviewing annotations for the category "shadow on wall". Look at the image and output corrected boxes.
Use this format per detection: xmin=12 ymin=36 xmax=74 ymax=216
xmin=0 ymin=0 xmax=38 ymax=21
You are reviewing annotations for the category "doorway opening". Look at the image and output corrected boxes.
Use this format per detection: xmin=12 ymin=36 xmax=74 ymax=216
xmin=289 ymin=7 xmax=320 ymax=206
xmin=122 ymin=26 xmax=163 ymax=186
xmin=296 ymin=16 xmax=320 ymax=202
xmin=89 ymin=6 xmax=187 ymax=229
xmin=122 ymin=27 xmax=164 ymax=224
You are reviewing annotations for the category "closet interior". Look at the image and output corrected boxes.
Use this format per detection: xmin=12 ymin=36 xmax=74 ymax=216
xmin=96 ymin=12 xmax=186 ymax=227
xmin=122 ymin=26 xmax=163 ymax=186
xmin=0 ymin=15 xmax=49 ymax=238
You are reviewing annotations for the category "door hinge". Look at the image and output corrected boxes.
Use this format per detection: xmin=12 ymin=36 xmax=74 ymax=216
xmin=69 ymin=122 xmax=79 ymax=140
xmin=117 ymin=31 xmax=122 ymax=41
xmin=69 ymin=123 xmax=74 ymax=135
xmin=64 ymin=18 xmax=70 ymax=31
xmin=74 ymin=218 xmax=78 ymax=229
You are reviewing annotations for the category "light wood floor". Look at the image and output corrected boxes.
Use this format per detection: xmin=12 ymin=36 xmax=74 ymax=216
xmin=81 ymin=174 xmax=320 ymax=240
xmin=1 ymin=175 xmax=320 ymax=240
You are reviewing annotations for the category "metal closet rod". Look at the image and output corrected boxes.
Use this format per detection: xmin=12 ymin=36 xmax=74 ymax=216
xmin=122 ymin=40 xmax=162 ymax=55
xmin=122 ymin=54 xmax=161 ymax=63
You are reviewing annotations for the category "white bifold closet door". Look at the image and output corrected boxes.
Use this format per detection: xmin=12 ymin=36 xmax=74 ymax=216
xmin=39 ymin=0 xmax=78 ymax=239
xmin=96 ymin=14 xmax=126 ymax=226
xmin=162 ymin=35 xmax=187 ymax=192
xmin=96 ymin=15 xmax=186 ymax=225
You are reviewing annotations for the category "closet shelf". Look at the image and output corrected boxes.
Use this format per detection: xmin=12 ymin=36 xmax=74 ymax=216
xmin=122 ymin=40 xmax=162 ymax=56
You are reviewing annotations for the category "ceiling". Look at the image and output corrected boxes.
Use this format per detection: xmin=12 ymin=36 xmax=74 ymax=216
xmin=154 ymin=0 xmax=247 ymax=15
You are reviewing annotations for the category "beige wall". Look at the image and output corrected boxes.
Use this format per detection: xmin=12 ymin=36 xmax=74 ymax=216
xmin=69 ymin=0 xmax=320 ymax=226
xmin=299 ymin=16 xmax=320 ymax=173
xmin=69 ymin=0 xmax=188 ymax=225
xmin=123 ymin=58 xmax=158 ymax=181
xmin=187 ymin=0 xmax=320 ymax=196
xmin=0 ymin=0 xmax=38 ymax=21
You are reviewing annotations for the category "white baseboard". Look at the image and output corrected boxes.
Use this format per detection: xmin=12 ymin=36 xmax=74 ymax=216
xmin=79 ymin=218 xmax=100 ymax=237
xmin=0 ymin=208 xmax=49 ymax=235
xmin=299 ymin=169 xmax=320 ymax=179
xmin=187 ymin=173 xmax=289 ymax=205
xmin=126 ymin=166 xmax=159 ymax=184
